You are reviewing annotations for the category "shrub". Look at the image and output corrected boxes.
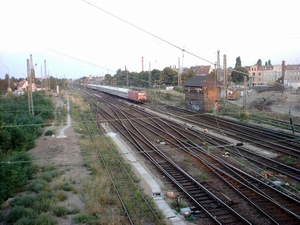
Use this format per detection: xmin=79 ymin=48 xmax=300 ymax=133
xmin=54 ymin=191 xmax=68 ymax=201
xmin=53 ymin=206 xmax=69 ymax=217
xmin=42 ymin=164 xmax=57 ymax=172
xmin=44 ymin=130 xmax=55 ymax=136
xmin=40 ymin=170 xmax=62 ymax=182
xmin=35 ymin=213 xmax=57 ymax=225
xmin=37 ymin=191 xmax=54 ymax=200
xmin=14 ymin=217 xmax=36 ymax=225
xmin=4 ymin=206 xmax=36 ymax=224
xmin=10 ymin=194 xmax=37 ymax=207
xmin=72 ymin=213 xmax=90 ymax=224
xmin=62 ymin=183 xmax=73 ymax=191
xmin=26 ymin=179 xmax=49 ymax=193
xmin=0 ymin=151 xmax=34 ymax=202
xmin=69 ymin=206 xmax=80 ymax=214
xmin=33 ymin=197 xmax=58 ymax=213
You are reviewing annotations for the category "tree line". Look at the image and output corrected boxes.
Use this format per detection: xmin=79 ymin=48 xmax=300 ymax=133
xmin=83 ymin=60 xmax=253 ymax=87
xmin=0 ymin=91 xmax=54 ymax=203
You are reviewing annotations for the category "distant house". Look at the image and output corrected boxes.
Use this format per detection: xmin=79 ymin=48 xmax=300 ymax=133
xmin=189 ymin=65 xmax=213 ymax=76
xmin=182 ymin=75 xmax=222 ymax=113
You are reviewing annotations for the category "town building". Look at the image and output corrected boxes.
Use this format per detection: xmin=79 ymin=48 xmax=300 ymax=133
xmin=182 ymin=74 xmax=222 ymax=113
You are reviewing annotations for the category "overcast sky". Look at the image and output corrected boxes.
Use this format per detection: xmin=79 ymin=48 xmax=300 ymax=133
xmin=1 ymin=0 xmax=299 ymax=80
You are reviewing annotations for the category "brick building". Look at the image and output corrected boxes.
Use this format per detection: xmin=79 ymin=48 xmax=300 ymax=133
xmin=182 ymin=75 xmax=222 ymax=113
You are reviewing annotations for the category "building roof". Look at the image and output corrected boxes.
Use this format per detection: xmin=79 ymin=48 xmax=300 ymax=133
xmin=285 ymin=64 xmax=300 ymax=70
xmin=189 ymin=65 xmax=212 ymax=75
xmin=258 ymin=66 xmax=273 ymax=71
xmin=182 ymin=75 xmax=222 ymax=87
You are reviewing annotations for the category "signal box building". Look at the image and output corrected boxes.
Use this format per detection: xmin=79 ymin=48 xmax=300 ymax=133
xmin=182 ymin=75 xmax=222 ymax=113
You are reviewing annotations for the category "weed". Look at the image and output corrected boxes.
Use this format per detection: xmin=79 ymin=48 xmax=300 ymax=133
xmin=44 ymin=130 xmax=55 ymax=136
xmin=33 ymin=197 xmax=59 ymax=213
xmin=9 ymin=194 xmax=37 ymax=207
xmin=72 ymin=213 xmax=90 ymax=224
xmin=69 ymin=205 xmax=80 ymax=214
xmin=186 ymin=215 xmax=196 ymax=222
xmin=42 ymin=164 xmax=57 ymax=172
xmin=4 ymin=206 xmax=37 ymax=224
xmin=37 ymin=191 xmax=54 ymax=200
xmin=55 ymin=191 xmax=68 ymax=201
xmin=53 ymin=206 xmax=69 ymax=217
xmin=62 ymin=183 xmax=73 ymax=191
xmin=31 ymin=164 xmax=40 ymax=173
xmin=199 ymin=173 xmax=207 ymax=180
xmin=71 ymin=187 xmax=79 ymax=194
xmin=39 ymin=171 xmax=59 ymax=182
xmin=14 ymin=217 xmax=36 ymax=225
xmin=26 ymin=179 xmax=50 ymax=193
xmin=35 ymin=213 xmax=57 ymax=225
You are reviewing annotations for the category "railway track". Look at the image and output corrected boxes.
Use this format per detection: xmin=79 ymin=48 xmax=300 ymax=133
xmin=149 ymin=104 xmax=300 ymax=158
xmin=85 ymin=91 xmax=300 ymax=224
xmin=81 ymin=95 xmax=164 ymax=225
xmin=94 ymin=95 xmax=252 ymax=224
xmin=129 ymin=104 xmax=300 ymax=224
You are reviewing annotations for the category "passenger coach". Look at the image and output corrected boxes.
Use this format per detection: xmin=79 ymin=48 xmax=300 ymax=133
xmin=87 ymin=84 xmax=147 ymax=102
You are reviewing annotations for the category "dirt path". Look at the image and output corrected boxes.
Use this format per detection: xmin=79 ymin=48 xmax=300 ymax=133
xmin=28 ymin=95 xmax=89 ymax=224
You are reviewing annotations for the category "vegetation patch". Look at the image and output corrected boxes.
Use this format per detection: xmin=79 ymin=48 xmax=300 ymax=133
xmin=54 ymin=191 xmax=68 ymax=201
xmin=9 ymin=194 xmax=37 ymax=208
xmin=44 ymin=129 xmax=55 ymax=136
xmin=53 ymin=205 xmax=69 ymax=217
xmin=26 ymin=179 xmax=50 ymax=193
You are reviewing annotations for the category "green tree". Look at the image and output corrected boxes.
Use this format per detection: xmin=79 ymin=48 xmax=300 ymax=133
xmin=151 ymin=69 xmax=162 ymax=86
xmin=181 ymin=70 xmax=195 ymax=84
xmin=257 ymin=59 xmax=262 ymax=66
xmin=160 ymin=67 xmax=177 ymax=86
xmin=231 ymin=67 xmax=249 ymax=84
xmin=268 ymin=59 xmax=272 ymax=66
xmin=235 ymin=56 xmax=242 ymax=68
xmin=104 ymin=74 xmax=113 ymax=85
xmin=231 ymin=56 xmax=249 ymax=84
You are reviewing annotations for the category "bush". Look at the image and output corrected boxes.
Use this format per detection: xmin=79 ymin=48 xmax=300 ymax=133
xmin=62 ymin=183 xmax=73 ymax=191
xmin=54 ymin=191 xmax=68 ymax=201
xmin=33 ymin=197 xmax=58 ymax=213
xmin=14 ymin=216 xmax=36 ymax=225
xmin=26 ymin=179 xmax=49 ymax=193
xmin=53 ymin=206 xmax=69 ymax=217
xmin=72 ymin=213 xmax=90 ymax=224
xmin=35 ymin=213 xmax=57 ymax=225
xmin=10 ymin=194 xmax=37 ymax=207
xmin=40 ymin=170 xmax=62 ymax=182
xmin=4 ymin=206 xmax=36 ymax=224
xmin=0 ymin=151 xmax=33 ymax=203
xmin=44 ymin=130 xmax=55 ymax=136
xmin=37 ymin=191 xmax=54 ymax=200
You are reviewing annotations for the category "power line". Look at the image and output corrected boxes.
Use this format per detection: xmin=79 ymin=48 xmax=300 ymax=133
xmin=82 ymin=0 xmax=215 ymax=66
xmin=45 ymin=48 xmax=115 ymax=74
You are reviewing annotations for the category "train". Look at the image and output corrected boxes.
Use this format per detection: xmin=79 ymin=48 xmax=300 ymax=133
xmin=87 ymin=84 xmax=147 ymax=102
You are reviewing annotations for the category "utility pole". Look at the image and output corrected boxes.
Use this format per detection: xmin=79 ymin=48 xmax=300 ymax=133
xmin=40 ymin=65 xmax=43 ymax=91
xmin=27 ymin=58 xmax=34 ymax=116
xmin=223 ymin=54 xmax=228 ymax=108
xmin=149 ymin=61 xmax=151 ymax=87
xmin=48 ymin=70 xmax=51 ymax=94
xmin=216 ymin=50 xmax=220 ymax=81
xmin=44 ymin=60 xmax=48 ymax=96
xmin=125 ymin=65 xmax=128 ymax=86
xmin=243 ymin=76 xmax=247 ymax=108
xmin=178 ymin=57 xmax=181 ymax=86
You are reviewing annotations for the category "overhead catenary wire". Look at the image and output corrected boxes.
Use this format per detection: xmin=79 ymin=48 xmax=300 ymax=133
xmin=80 ymin=0 xmax=250 ymax=77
